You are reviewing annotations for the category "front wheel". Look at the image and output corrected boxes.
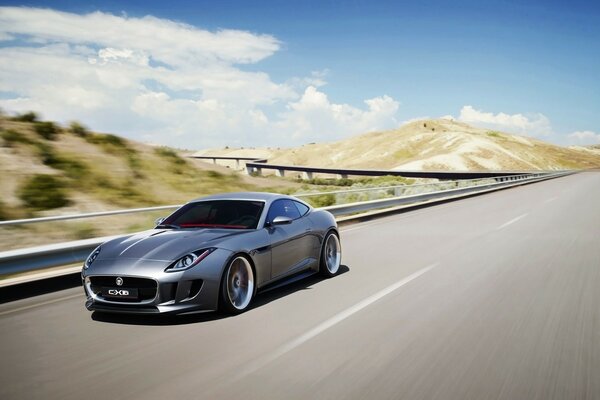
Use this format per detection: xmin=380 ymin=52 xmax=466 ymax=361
xmin=319 ymin=231 xmax=341 ymax=277
xmin=220 ymin=255 xmax=255 ymax=314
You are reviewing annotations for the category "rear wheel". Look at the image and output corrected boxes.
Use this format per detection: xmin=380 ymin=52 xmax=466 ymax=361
xmin=319 ymin=231 xmax=341 ymax=277
xmin=220 ymin=255 xmax=255 ymax=314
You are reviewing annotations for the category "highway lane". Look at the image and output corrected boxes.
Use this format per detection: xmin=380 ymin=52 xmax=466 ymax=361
xmin=1 ymin=172 xmax=599 ymax=400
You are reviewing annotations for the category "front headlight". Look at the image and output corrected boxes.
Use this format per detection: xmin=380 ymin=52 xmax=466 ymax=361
xmin=84 ymin=246 xmax=101 ymax=269
xmin=165 ymin=248 xmax=216 ymax=272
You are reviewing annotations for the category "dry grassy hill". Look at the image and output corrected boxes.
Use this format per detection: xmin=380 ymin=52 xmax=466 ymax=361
xmin=200 ymin=119 xmax=600 ymax=171
xmin=0 ymin=114 xmax=296 ymax=250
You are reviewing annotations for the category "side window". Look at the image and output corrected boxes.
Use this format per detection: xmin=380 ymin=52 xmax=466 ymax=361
xmin=294 ymin=201 xmax=310 ymax=216
xmin=266 ymin=199 xmax=301 ymax=223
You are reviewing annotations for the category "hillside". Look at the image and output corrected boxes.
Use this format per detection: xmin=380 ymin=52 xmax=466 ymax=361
xmin=0 ymin=114 xmax=297 ymax=250
xmin=199 ymin=119 xmax=600 ymax=171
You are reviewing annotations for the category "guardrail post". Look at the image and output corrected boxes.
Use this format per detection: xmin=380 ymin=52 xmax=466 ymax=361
xmin=339 ymin=174 xmax=348 ymax=179
xmin=235 ymin=159 xmax=240 ymax=170
xmin=276 ymin=169 xmax=285 ymax=178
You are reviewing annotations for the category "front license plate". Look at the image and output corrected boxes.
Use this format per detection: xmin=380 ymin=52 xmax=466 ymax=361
xmin=101 ymin=287 xmax=139 ymax=300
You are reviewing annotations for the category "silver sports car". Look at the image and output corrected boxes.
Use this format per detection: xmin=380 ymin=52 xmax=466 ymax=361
xmin=82 ymin=192 xmax=341 ymax=315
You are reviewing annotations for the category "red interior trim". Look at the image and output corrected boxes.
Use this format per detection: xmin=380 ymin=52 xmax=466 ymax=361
xmin=178 ymin=223 xmax=246 ymax=229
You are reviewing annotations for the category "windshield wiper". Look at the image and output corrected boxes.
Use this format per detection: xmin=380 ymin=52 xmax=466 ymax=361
xmin=156 ymin=224 xmax=180 ymax=229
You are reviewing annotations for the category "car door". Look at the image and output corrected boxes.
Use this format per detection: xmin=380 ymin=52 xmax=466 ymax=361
xmin=267 ymin=199 xmax=314 ymax=278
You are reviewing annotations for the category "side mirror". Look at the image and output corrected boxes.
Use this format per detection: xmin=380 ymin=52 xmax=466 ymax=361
xmin=155 ymin=217 xmax=166 ymax=226
xmin=271 ymin=215 xmax=293 ymax=226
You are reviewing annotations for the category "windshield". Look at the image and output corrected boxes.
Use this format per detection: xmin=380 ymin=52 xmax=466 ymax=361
xmin=160 ymin=200 xmax=265 ymax=229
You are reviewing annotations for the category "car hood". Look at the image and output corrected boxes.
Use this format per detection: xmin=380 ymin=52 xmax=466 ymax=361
xmin=97 ymin=228 xmax=248 ymax=261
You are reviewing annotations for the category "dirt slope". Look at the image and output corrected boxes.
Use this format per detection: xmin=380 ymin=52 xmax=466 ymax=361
xmin=198 ymin=119 xmax=600 ymax=171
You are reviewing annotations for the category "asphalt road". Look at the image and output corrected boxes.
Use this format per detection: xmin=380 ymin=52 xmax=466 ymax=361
xmin=1 ymin=172 xmax=599 ymax=400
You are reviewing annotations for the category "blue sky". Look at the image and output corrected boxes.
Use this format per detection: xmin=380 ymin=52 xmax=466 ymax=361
xmin=0 ymin=0 xmax=599 ymax=147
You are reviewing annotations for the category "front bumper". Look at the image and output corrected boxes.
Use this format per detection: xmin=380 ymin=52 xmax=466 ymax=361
xmin=81 ymin=253 xmax=227 ymax=314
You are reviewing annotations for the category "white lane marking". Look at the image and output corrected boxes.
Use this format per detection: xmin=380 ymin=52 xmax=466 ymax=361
xmin=544 ymin=197 xmax=557 ymax=204
xmin=237 ymin=262 xmax=439 ymax=379
xmin=497 ymin=213 xmax=528 ymax=230
xmin=0 ymin=293 xmax=82 ymax=317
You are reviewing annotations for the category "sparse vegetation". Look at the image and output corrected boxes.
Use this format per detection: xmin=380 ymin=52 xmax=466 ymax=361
xmin=306 ymin=194 xmax=336 ymax=207
xmin=83 ymin=132 xmax=128 ymax=150
xmin=12 ymin=111 xmax=38 ymax=122
xmin=0 ymin=113 xmax=302 ymax=251
xmin=154 ymin=147 xmax=187 ymax=174
xmin=486 ymin=131 xmax=504 ymax=138
xmin=0 ymin=200 xmax=9 ymax=221
xmin=1 ymin=129 xmax=33 ymax=146
xmin=297 ymin=175 xmax=413 ymax=188
xmin=18 ymin=174 xmax=70 ymax=210
xmin=33 ymin=121 xmax=61 ymax=140
xmin=299 ymin=177 xmax=354 ymax=186
xmin=72 ymin=223 xmax=98 ymax=240
xmin=207 ymin=170 xmax=224 ymax=179
xmin=69 ymin=121 xmax=89 ymax=137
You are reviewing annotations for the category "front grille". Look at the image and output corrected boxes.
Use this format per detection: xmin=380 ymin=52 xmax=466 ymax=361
xmin=89 ymin=276 xmax=157 ymax=303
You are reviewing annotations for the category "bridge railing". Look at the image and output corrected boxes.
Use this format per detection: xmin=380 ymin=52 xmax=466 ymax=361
xmin=0 ymin=171 xmax=571 ymax=278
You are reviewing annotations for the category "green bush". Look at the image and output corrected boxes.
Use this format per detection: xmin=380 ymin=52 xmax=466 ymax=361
xmin=307 ymin=194 xmax=336 ymax=207
xmin=206 ymin=170 xmax=224 ymax=179
xmin=34 ymin=121 xmax=60 ymax=140
xmin=1 ymin=129 xmax=33 ymax=147
xmin=18 ymin=174 xmax=70 ymax=210
xmin=12 ymin=111 xmax=38 ymax=122
xmin=0 ymin=199 xmax=9 ymax=221
xmin=154 ymin=147 xmax=186 ymax=165
xmin=30 ymin=141 xmax=89 ymax=179
xmin=84 ymin=133 xmax=127 ymax=149
xmin=486 ymin=131 xmax=504 ymax=139
xmin=72 ymin=223 xmax=97 ymax=239
xmin=300 ymin=177 xmax=354 ymax=186
xmin=69 ymin=121 xmax=88 ymax=137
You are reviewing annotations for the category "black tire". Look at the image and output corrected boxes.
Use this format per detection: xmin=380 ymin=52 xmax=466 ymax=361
xmin=219 ymin=255 xmax=255 ymax=314
xmin=319 ymin=231 xmax=341 ymax=277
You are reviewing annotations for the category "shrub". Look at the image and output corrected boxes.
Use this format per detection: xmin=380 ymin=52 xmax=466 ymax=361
xmin=1 ymin=129 xmax=32 ymax=147
xmin=69 ymin=121 xmax=88 ymax=137
xmin=18 ymin=174 xmax=70 ymax=210
xmin=206 ymin=170 xmax=224 ymax=179
xmin=486 ymin=131 xmax=503 ymax=138
xmin=12 ymin=111 xmax=38 ymax=122
xmin=73 ymin=223 xmax=97 ymax=239
xmin=34 ymin=121 xmax=60 ymax=140
xmin=0 ymin=199 xmax=9 ymax=221
xmin=300 ymin=177 xmax=354 ymax=186
xmin=307 ymin=194 xmax=336 ymax=207
xmin=31 ymin=142 xmax=88 ymax=179
xmin=154 ymin=147 xmax=186 ymax=165
xmin=84 ymin=133 xmax=127 ymax=148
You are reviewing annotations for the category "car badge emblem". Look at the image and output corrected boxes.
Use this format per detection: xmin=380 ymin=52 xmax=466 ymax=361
xmin=116 ymin=277 xmax=123 ymax=286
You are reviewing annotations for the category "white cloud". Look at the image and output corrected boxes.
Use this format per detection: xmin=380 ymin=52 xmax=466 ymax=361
xmin=458 ymin=105 xmax=552 ymax=136
xmin=0 ymin=7 xmax=401 ymax=148
xmin=567 ymin=130 xmax=600 ymax=145
xmin=275 ymin=86 xmax=399 ymax=141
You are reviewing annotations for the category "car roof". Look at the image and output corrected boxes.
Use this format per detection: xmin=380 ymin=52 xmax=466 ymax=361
xmin=189 ymin=192 xmax=302 ymax=204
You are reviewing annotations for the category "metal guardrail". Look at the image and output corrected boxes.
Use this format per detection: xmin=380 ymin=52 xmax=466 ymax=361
xmin=0 ymin=205 xmax=182 ymax=227
xmin=0 ymin=171 xmax=570 ymax=277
